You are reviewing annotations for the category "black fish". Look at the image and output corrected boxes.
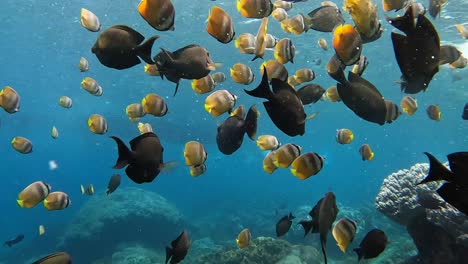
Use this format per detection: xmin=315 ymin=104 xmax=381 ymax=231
xmin=32 ymin=252 xmax=72 ymax=264
xmin=245 ymin=67 xmax=306 ymax=137
xmin=91 ymin=25 xmax=159 ymax=70
xmin=354 ymin=229 xmax=388 ymax=261
xmin=386 ymin=4 xmax=440 ymax=94
xmin=106 ymin=174 xmax=121 ymax=195
xmin=110 ymin=132 xmax=170 ymax=184
xmin=276 ymin=213 xmax=295 ymax=237
xmin=166 ymin=230 xmax=191 ymax=264
xmin=4 ymin=234 xmax=24 ymax=247
xmin=418 ymin=152 xmax=468 ymax=215
xmin=154 ymin=44 xmax=215 ymax=96
xmin=296 ymin=84 xmax=325 ymax=105
xmin=307 ymin=5 xmax=345 ymax=32
xmin=337 ymin=71 xmax=387 ymax=125
xmin=299 ymin=192 xmax=338 ymax=264
xmin=463 ymin=103 xmax=468 ymax=120
xmin=428 ymin=0 xmax=446 ymax=19
xmin=216 ymin=105 xmax=258 ymax=155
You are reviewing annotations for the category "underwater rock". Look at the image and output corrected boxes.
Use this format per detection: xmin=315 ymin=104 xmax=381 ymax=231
xmin=375 ymin=163 xmax=468 ymax=245
xmin=194 ymin=236 xmax=320 ymax=264
xmin=59 ymin=187 xmax=186 ymax=263
xmin=92 ymin=244 xmax=165 ymax=264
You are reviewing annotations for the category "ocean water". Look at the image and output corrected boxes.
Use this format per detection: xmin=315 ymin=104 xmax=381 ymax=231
xmin=0 ymin=0 xmax=467 ymax=263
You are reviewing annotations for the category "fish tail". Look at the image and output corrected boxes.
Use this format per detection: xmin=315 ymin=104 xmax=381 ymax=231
xmin=251 ymin=55 xmax=263 ymax=61
xmin=244 ymin=105 xmax=259 ymax=140
xmin=244 ymin=67 xmax=273 ymax=99
xmin=321 ymin=237 xmax=328 ymax=264
xmin=161 ymin=161 xmax=179 ymax=174
xmin=298 ymin=220 xmax=314 ymax=237
xmin=110 ymin=136 xmax=133 ymax=169
xmin=418 ymin=152 xmax=453 ymax=185
xmin=165 ymin=246 xmax=173 ymax=264
xmin=136 ymin=35 xmax=160 ymax=64
xmin=173 ymin=81 xmax=180 ymax=97
xmin=288 ymin=213 xmax=295 ymax=220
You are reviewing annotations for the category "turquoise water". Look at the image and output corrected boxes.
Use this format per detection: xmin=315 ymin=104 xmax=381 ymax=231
xmin=1 ymin=0 xmax=467 ymax=263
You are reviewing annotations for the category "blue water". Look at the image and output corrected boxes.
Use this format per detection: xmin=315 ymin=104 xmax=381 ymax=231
xmin=1 ymin=0 xmax=467 ymax=263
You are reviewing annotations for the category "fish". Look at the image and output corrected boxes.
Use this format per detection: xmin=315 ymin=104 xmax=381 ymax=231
xmin=43 ymin=192 xmax=71 ymax=211
xmin=138 ymin=0 xmax=175 ymax=31
xmin=417 ymin=152 xmax=468 ymax=214
xmin=306 ymin=5 xmax=345 ymax=32
xmin=252 ymin=17 xmax=269 ymax=61
xmin=190 ymin=164 xmax=207 ymax=177
xmin=317 ymin=38 xmax=328 ymax=50
xmin=192 ymin=75 xmax=216 ymax=94
xmin=274 ymin=143 xmax=301 ymax=168
xmin=290 ymin=152 xmax=325 ymax=180
xmin=106 ymin=174 xmax=121 ymax=195
xmin=256 ymin=135 xmax=280 ymax=151
xmin=204 ymin=90 xmax=237 ymax=117
xmin=11 ymin=136 xmax=32 ymax=154
xmin=144 ymin=63 xmax=160 ymax=76
xmin=0 ymin=86 xmax=20 ymax=113
xmin=332 ymin=218 xmax=357 ymax=253
xmin=80 ymin=8 xmax=101 ymax=32
xmin=212 ymin=72 xmax=227 ymax=83
xmin=351 ymin=55 xmax=368 ymax=76
xmin=281 ymin=14 xmax=307 ymax=35
xmin=59 ymin=96 xmax=72 ymax=108
xmin=184 ymin=141 xmax=207 ymax=166
xmin=142 ymin=94 xmax=168 ymax=117
xmin=234 ymin=33 xmax=256 ymax=54
xmin=386 ymin=4 xmax=440 ymax=94
xmin=78 ymin=57 xmax=89 ymax=72
xmin=271 ymin=8 xmax=288 ymax=21
xmin=326 ymin=54 xmax=347 ymax=84
xmin=274 ymin=0 xmax=293 ymax=10
xmin=216 ymin=105 xmax=259 ymax=155
xmin=263 ymin=151 xmax=278 ymax=174
xmin=276 ymin=213 xmax=295 ymax=237
xmin=4 ymin=234 xmax=24 ymax=247
xmin=17 ymin=181 xmax=51 ymax=208
xmin=245 ymin=66 xmax=306 ymax=137
xmin=88 ymin=114 xmax=108 ymax=134
xmin=265 ymin=34 xmax=278 ymax=48
xmin=51 ymin=126 xmax=59 ymax=139
xmin=81 ymin=77 xmax=103 ymax=96
xmin=332 ymin=24 xmax=362 ymax=66
xmin=426 ymin=104 xmax=441 ymax=121
xmin=336 ymin=128 xmax=354 ymax=144
xmin=126 ymin=103 xmax=146 ymax=121
xmin=274 ymin=38 xmax=295 ymax=64
xmin=288 ymin=76 xmax=300 ymax=87
xmin=260 ymin=60 xmax=288 ymax=82
xmin=296 ymin=84 xmax=325 ymax=105
xmin=337 ymin=71 xmax=387 ymax=125
xmin=354 ymin=229 xmax=388 ymax=261
xmin=230 ymin=63 xmax=255 ymax=85
xmin=326 ymin=86 xmax=341 ymax=102
xmin=294 ymin=68 xmax=315 ymax=84
xmin=455 ymin=24 xmax=468 ymax=39
xmin=31 ymin=252 xmax=72 ymax=264
xmin=400 ymin=96 xmax=418 ymax=115
xmin=236 ymin=228 xmax=252 ymax=249
xmin=428 ymin=0 xmax=447 ymax=19
xmin=166 ymin=231 xmax=191 ymax=264
xmin=384 ymin=100 xmax=402 ymax=123
xmin=359 ymin=144 xmax=374 ymax=161
xmin=463 ymin=103 xmax=468 ymax=120
xmin=39 ymin=225 xmax=45 ymax=236
xmin=91 ymin=25 xmax=159 ymax=70
xmin=154 ymin=44 xmax=216 ymax=96
xmin=110 ymin=132 xmax=175 ymax=184
xmin=299 ymin=192 xmax=339 ymax=264
xmin=206 ymin=6 xmax=235 ymax=44
xmin=237 ymin=0 xmax=274 ymax=18
xmin=343 ymin=0 xmax=383 ymax=42
xmin=382 ymin=0 xmax=408 ymax=12
xmin=80 ymin=184 xmax=94 ymax=196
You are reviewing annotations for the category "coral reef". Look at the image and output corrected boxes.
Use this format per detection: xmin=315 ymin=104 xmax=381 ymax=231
xmin=194 ymin=236 xmax=320 ymax=264
xmin=375 ymin=163 xmax=468 ymax=245
xmin=58 ymin=187 xmax=186 ymax=263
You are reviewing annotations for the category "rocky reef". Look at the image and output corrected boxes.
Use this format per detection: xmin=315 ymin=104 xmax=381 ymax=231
xmin=58 ymin=187 xmax=187 ymax=263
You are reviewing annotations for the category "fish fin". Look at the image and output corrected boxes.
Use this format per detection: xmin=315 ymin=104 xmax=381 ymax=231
xmin=110 ymin=136 xmax=133 ymax=169
xmin=418 ymin=152 xmax=453 ymax=185
xmin=173 ymin=81 xmax=180 ymax=96
xmin=289 ymin=213 xmax=295 ymax=220
xmin=136 ymin=35 xmax=160 ymax=64
xmin=244 ymin=67 xmax=272 ymax=99
xmin=321 ymin=234 xmax=328 ymax=264
xmin=353 ymin=247 xmax=363 ymax=262
xmin=245 ymin=105 xmax=259 ymax=140
xmin=165 ymin=246 xmax=173 ymax=264
xmin=386 ymin=5 xmax=415 ymax=34
xmin=160 ymin=161 xmax=178 ymax=174
xmin=16 ymin=200 xmax=24 ymax=208
xmin=298 ymin=220 xmax=314 ymax=236
xmin=31 ymin=253 xmax=68 ymax=264
xmin=306 ymin=112 xmax=318 ymax=120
